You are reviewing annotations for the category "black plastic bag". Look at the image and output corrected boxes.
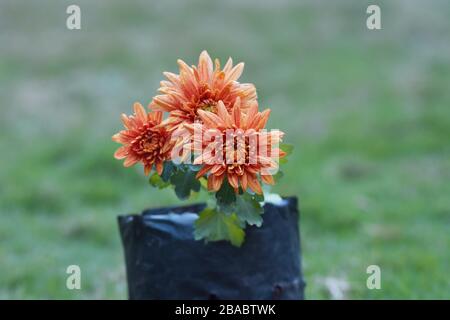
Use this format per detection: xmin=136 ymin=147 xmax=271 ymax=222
xmin=118 ymin=196 xmax=305 ymax=300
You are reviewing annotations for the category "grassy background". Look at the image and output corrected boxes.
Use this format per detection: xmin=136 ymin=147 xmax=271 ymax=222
xmin=1 ymin=0 xmax=449 ymax=299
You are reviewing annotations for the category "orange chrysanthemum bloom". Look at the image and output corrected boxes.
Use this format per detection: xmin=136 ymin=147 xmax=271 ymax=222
xmin=150 ymin=50 xmax=257 ymax=131
xmin=113 ymin=103 xmax=174 ymax=176
xmin=185 ymin=99 xmax=285 ymax=194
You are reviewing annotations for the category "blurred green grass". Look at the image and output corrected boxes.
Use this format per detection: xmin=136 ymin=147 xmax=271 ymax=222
xmin=1 ymin=0 xmax=449 ymax=299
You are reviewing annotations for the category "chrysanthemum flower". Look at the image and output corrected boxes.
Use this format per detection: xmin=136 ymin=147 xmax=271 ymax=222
xmin=150 ymin=51 xmax=257 ymax=131
xmin=185 ymin=99 xmax=285 ymax=194
xmin=113 ymin=103 xmax=174 ymax=176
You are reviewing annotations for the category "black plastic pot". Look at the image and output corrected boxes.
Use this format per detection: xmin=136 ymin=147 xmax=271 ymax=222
xmin=118 ymin=196 xmax=305 ymax=300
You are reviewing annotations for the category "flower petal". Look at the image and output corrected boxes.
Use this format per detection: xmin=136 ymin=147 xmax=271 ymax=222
xmin=225 ymin=62 xmax=244 ymax=83
xmin=156 ymin=161 xmax=164 ymax=175
xmin=223 ymin=57 xmax=233 ymax=73
xmin=228 ymin=174 xmax=239 ymax=189
xmin=211 ymin=164 xmax=226 ymax=175
xmin=247 ymin=174 xmax=262 ymax=194
xmin=133 ymin=102 xmax=147 ymax=122
xmin=196 ymin=165 xmax=212 ymax=178
xmin=197 ymin=110 xmax=224 ymax=128
xmin=144 ymin=164 xmax=152 ymax=176
xmin=198 ymin=50 xmax=213 ymax=82
xmin=240 ymin=171 xmax=248 ymax=191
xmin=150 ymin=111 xmax=163 ymax=123
xmin=216 ymin=101 xmax=233 ymax=127
xmin=123 ymin=156 xmax=139 ymax=167
xmin=232 ymin=97 xmax=241 ymax=127
xmin=255 ymin=109 xmax=271 ymax=130
xmin=207 ymin=174 xmax=224 ymax=192
xmin=114 ymin=146 xmax=128 ymax=159
xmin=261 ymin=174 xmax=275 ymax=185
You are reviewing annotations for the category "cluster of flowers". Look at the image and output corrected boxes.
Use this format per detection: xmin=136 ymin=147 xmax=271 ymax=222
xmin=113 ymin=51 xmax=288 ymax=245
xmin=113 ymin=51 xmax=285 ymax=192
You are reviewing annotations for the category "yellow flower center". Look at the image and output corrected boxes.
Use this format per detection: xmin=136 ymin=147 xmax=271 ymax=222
xmin=198 ymin=99 xmax=217 ymax=113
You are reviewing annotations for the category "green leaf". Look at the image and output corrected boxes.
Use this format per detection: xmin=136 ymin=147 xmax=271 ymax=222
xmin=169 ymin=168 xmax=201 ymax=200
xmin=280 ymin=143 xmax=294 ymax=156
xmin=279 ymin=143 xmax=293 ymax=164
xmin=235 ymin=192 xmax=264 ymax=227
xmin=194 ymin=208 xmax=245 ymax=247
xmin=161 ymin=161 xmax=176 ymax=182
xmin=206 ymin=197 xmax=217 ymax=209
xmin=188 ymin=164 xmax=201 ymax=172
xmin=199 ymin=177 xmax=208 ymax=189
xmin=273 ymin=170 xmax=284 ymax=182
xmin=215 ymin=180 xmax=236 ymax=215
xmin=245 ymin=188 xmax=265 ymax=202
xmin=252 ymin=192 xmax=265 ymax=203
xmin=148 ymin=172 xmax=170 ymax=189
